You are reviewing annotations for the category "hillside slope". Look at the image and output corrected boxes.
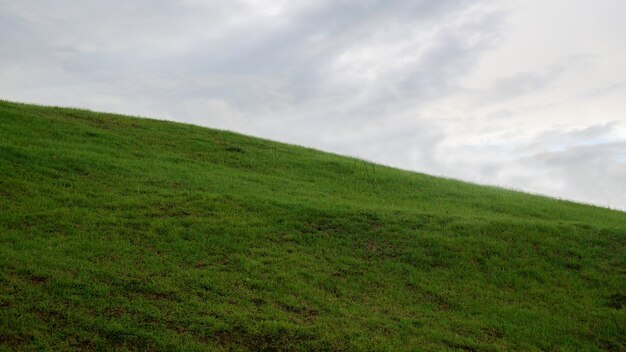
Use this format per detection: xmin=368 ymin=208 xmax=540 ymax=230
xmin=0 ymin=100 xmax=625 ymax=351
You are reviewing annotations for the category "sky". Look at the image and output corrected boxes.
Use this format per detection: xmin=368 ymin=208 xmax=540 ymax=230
xmin=1 ymin=0 xmax=625 ymax=210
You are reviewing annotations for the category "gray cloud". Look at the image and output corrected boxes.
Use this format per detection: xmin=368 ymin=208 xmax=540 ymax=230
xmin=433 ymin=122 xmax=626 ymax=209
xmin=1 ymin=0 xmax=625 ymax=210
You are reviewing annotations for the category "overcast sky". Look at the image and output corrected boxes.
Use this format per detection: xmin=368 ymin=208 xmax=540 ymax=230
xmin=1 ymin=0 xmax=625 ymax=210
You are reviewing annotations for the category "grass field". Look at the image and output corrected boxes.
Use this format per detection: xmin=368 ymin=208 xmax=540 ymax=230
xmin=0 ymin=100 xmax=625 ymax=351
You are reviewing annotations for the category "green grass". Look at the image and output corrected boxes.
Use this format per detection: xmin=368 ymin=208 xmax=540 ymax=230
xmin=0 ymin=100 xmax=624 ymax=351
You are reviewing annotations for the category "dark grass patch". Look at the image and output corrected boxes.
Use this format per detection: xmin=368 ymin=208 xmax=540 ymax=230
xmin=25 ymin=275 xmax=47 ymax=286
xmin=607 ymin=293 xmax=626 ymax=309
xmin=225 ymin=146 xmax=245 ymax=153
xmin=0 ymin=333 xmax=30 ymax=349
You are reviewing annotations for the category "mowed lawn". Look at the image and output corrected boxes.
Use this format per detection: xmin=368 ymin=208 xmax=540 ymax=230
xmin=0 ymin=100 xmax=625 ymax=351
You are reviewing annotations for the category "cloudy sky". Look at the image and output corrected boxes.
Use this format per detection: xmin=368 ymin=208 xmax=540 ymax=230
xmin=1 ymin=0 xmax=625 ymax=210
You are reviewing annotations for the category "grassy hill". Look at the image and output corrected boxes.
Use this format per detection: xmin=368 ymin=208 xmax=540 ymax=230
xmin=0 ymin=100 xmax=624 ymax=351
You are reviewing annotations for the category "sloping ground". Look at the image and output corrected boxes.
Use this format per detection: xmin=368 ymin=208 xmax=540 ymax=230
xmin=0 ymin=100 xmax=624 ymax=351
